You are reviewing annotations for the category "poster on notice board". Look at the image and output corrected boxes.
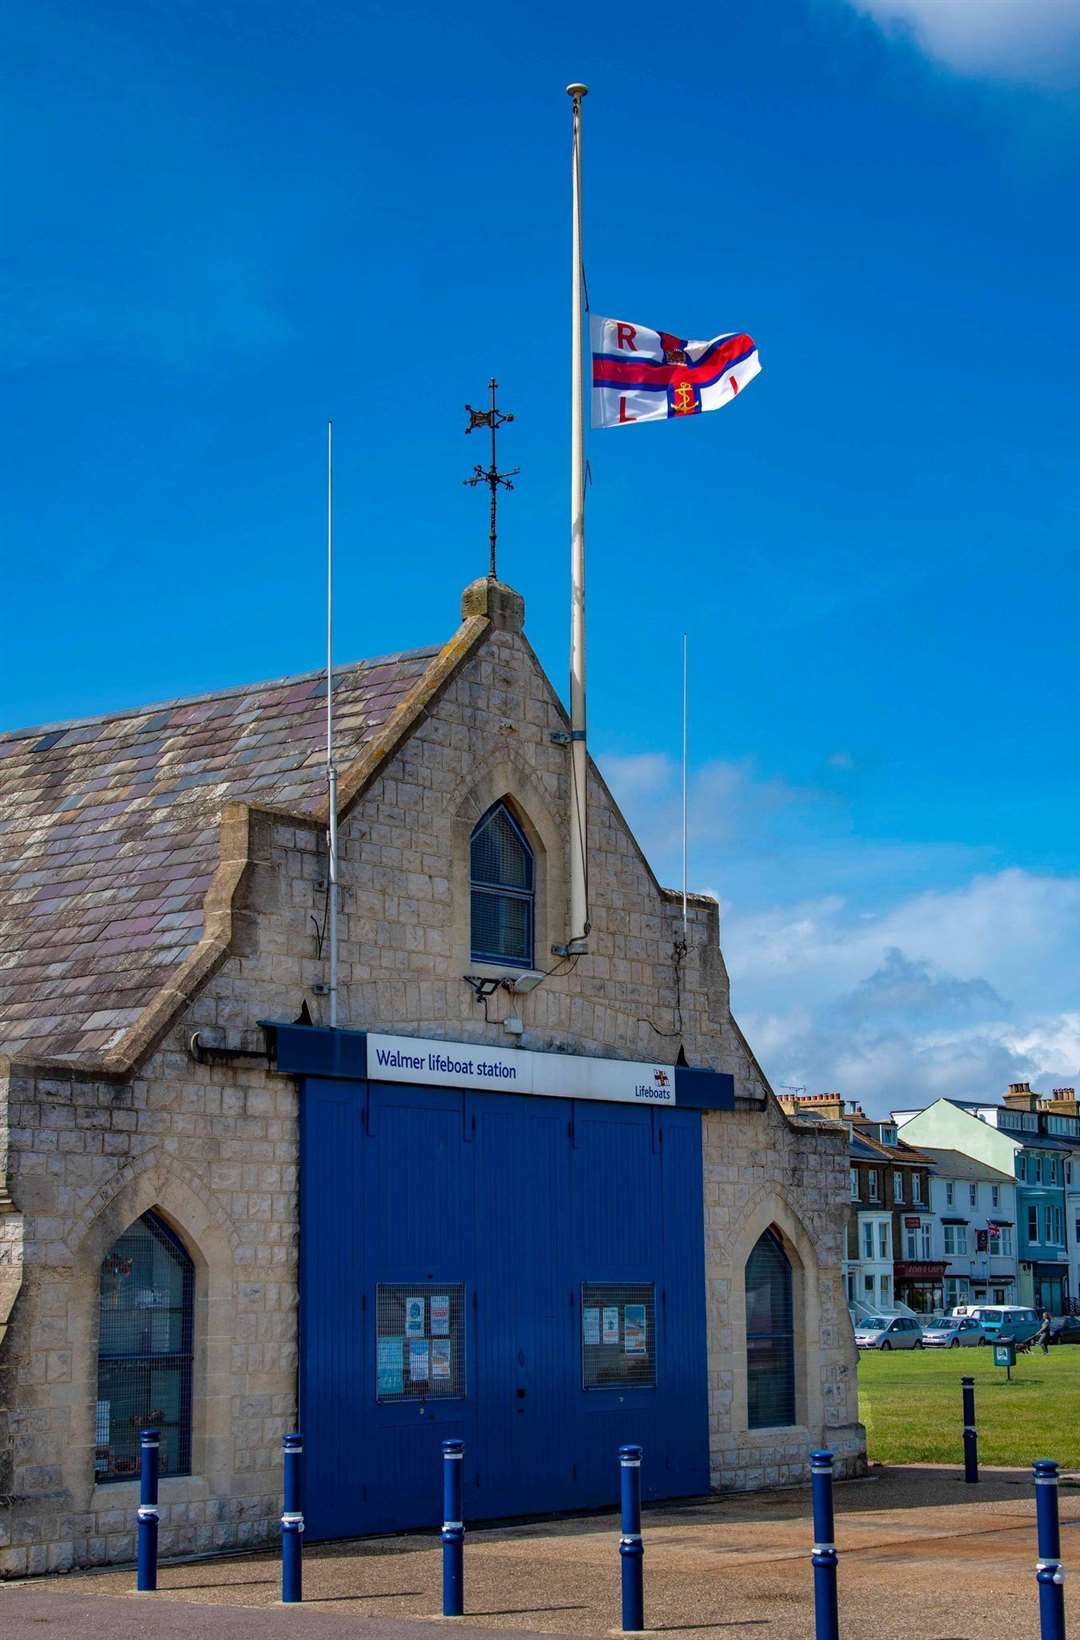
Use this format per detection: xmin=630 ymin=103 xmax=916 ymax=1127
xmin=583 ymin=1307 xmax=601 ymax=1345
xmin=378 ymin=1336 xmax=404 ymax=1396
xmin=432 ymin=1339 xmax=452 ymax=1379
xmin=409 ymin=1339 xmax=430 ymax=1381
xmin=430 ymin=1295 xmax=450 ymax=1336
xmin=602 ymin=1307 xmax=620 ymax=1345
xmin=405 ymin=1297 xmax=425 ymax=1338
xmin=624 ymin=1304 xmax=647 ymax=1356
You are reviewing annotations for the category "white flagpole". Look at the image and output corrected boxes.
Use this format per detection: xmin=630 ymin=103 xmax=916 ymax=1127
xmin=326 ymin=419 xmax=339 ymax=1027
xmin=682 ymin=631 xmax=688 ymax=944
xmin=567 ymin=81 xmax=589 ymax=951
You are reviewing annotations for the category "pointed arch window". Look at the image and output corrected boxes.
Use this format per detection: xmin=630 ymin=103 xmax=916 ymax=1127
xmin=96 ymin=1211 xmax=194 ymax=1482
xmin=470 ymin=801 xmax=534 ymax=967
xmin=745 ymin=1228 xmax=795 ymax=1429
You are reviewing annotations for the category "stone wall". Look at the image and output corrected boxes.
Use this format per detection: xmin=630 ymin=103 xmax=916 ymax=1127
xmin=0 ymin=592 xmax=863 ymax=1574
xmin=703 ymin=1102 xmax=864 ymax=1487
xmin=0 ymin=1053 xmax=297 ymax=1574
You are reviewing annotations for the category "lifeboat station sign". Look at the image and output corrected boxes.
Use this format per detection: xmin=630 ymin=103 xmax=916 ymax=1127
xmin=265 ymin=1022 xmax=735 ymax=1111
xmin=370 ymin=1032 xmax=677 ymax=1105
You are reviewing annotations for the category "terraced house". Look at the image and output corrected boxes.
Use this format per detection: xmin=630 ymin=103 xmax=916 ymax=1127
xmin=778 ymin=1093 xmax=939 ymax=1314
xmin=0 ymin=575 xmax=864 ymax=1576
xmin=896 ymin=1086 xmax=1079 ymax=1313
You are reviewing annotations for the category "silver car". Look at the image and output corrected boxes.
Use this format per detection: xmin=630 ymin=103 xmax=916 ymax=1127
xmin=921 ymin=1314 xmax=986 ymax=1348
xmin=854 ymin=1314 xmax=924 ymax=1350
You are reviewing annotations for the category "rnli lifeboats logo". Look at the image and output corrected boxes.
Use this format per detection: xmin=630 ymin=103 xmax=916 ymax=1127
xmin=633 ymin=1068 xmax=673 ymax=1101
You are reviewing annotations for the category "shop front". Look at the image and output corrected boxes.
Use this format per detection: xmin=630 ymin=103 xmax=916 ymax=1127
xmin=1033 ymin=1262 xmax=1068 ymax=1314
xmin=893 ymin=1260 xmax=948 ymax=1314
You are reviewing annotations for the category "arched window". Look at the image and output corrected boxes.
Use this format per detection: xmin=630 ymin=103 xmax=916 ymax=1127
xmin=96 ymin=1212 xmax=194 ymax=1482
xmin=470 ymin=801 xmax=534 ymax=967
xmin=745 ymin=1228 xmax=795 ymax=1429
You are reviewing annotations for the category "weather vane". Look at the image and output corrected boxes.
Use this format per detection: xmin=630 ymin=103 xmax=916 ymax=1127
xmin=464 ymin=378 xmax=519 ymax=580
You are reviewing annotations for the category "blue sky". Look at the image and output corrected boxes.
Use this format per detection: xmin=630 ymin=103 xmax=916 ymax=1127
xmin=4 ymin=0 xmax=1080 ymax=1109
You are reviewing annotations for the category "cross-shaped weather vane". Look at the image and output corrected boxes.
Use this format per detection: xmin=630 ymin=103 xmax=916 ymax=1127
xmin=464 ymin=378 xmax=519 ymax=581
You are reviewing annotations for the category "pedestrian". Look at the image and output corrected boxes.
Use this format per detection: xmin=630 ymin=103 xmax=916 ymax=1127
xmin=1036 ymin=1310 xmax=1052 ymax=1354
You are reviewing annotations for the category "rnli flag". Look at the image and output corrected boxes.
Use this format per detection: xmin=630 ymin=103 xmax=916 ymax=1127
xmin=591 ymin=315 xmax=761 ymax=428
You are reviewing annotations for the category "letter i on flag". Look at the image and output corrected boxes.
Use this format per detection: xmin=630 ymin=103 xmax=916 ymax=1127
xmin=590 ymin=316 xmax=761 ymax=428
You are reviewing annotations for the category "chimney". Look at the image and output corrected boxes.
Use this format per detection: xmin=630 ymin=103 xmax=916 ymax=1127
xmin=777 ymin=1091 xmax=846 ymax=1122
xmin=1038 ymin=1087 xmax=1079 ymax=1117
xmin=1003 ymin=1081 xmax=1036 ymax=1111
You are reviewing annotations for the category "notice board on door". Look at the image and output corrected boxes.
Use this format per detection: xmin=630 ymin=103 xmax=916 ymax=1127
xmin=580 ymin=1282 xmax=656 ymax=1389
xmin=375 ymin=1282 xmax=466 ymax=1402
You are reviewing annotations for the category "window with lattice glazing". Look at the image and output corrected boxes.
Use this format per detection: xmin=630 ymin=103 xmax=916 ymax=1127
xmin=745 ymin=1228 xmax=795 ymax=1429
xmin=96 ymin=1212 xmax=194 ymax=1482
xmin=470 ymin=801 xmax=534 ymax=966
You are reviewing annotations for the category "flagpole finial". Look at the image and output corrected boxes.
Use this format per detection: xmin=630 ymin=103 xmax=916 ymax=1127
xmin=566 ymin=82 xmax=588 ymax=99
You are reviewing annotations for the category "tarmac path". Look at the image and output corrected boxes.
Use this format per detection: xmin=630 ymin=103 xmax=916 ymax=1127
xmin=1 ymin=1466 xmax=1076 ymax=1640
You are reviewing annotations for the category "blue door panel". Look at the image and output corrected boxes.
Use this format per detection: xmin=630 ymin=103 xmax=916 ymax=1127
xmin=656 ymin=1117 xmax=710 ymax=1495
xmin=298 ymin=1079 xmax=365 ymax=1539
xmin=363 ymin=1087 xmax=478 ymax=1532
xmin=301 ymin=1077 xmax=709 ymax=1539
xmin=473 ymin=1094 xmax=573 ymax=1517
xmin=571 ymin=1103 xmax=663 ymax=1507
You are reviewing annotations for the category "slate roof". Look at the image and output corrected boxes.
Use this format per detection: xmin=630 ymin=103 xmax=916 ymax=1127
xmin=912 ymin=1148 xmax=1016 ymax=1184
xmin=848 ymin=1131 xmax=934 ymax=1166
xmin=0 ymin=645 xmax=442 ymax=1067
xmin=848 ymin=1134 xmax=887 ymax=1161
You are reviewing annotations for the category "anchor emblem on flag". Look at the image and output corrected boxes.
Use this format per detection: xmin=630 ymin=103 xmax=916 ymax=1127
xmin=670 ymin=380 xmax=699 ymax=416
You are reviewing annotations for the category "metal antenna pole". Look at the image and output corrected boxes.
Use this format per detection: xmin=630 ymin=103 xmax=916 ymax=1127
xmin=567 ymin=81 xmax=589 ymax=951
xmin=488 ymin=379 xmax=498 ymax=576
xmin=326 ymin=420 xmax=339 ymax=1029
xmin=682 ymin=632 xmax=688 ymax=944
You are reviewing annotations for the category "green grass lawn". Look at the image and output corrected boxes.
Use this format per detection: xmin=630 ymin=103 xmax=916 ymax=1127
xmin=858 ymin=1344 xmax=1080 ymax=1468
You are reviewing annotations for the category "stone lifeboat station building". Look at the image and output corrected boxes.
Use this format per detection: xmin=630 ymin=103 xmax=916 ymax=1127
xmin=0 ymin=578 xmax=863 ymax=1574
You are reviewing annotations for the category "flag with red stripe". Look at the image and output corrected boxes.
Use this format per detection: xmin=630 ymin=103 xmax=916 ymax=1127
xmin=591 ymin=315 xmax=761 ymax=428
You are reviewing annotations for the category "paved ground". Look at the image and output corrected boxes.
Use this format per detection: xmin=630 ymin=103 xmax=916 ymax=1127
xmin=2 ymin=1466 xmax=1077 ymax=1640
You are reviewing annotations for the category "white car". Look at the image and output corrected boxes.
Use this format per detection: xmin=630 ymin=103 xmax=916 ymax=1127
xmin=921 ymin=1314 xmax=986 ymax=1348
xmin=854 ymin=1314 xmax=924 ymax=1351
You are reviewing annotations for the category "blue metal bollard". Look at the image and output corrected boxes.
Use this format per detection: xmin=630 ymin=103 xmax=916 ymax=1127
xmin=281 ymin=1432 xmax=304 ymax=1604
xmin=136 ymin=1428 xmax=160 ymax=1592
xmin=441 ymin=1439 xmax=465 ymax=1617
xmin=619 ymin=1444 xmax=645 ymax=1633
xmin=810 ymin=1449 xmax=839 ymax=1640
xmin=1033 ymin=1460 xmax=1066 ymax=1640
xmin=962 ymin=1376 xmax=979 ymax=1484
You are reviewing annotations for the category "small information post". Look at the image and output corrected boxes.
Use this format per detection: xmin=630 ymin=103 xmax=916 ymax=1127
xmin=994 ymin=1339 xmax=1017 ymax=1381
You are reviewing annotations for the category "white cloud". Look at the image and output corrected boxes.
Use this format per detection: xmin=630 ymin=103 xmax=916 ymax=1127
xmin=846 ymin=0 xmax=1080 ymax=84
xmin=728 ymin=868 xmax=1080 ymax=1008
xmin=600 ymin=746 xmax=1080 ymax=1115
xmin=724 ymin=871 xmax=1080 ymax=1110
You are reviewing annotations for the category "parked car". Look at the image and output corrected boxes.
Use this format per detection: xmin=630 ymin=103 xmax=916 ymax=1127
xmin=970 ymin=1305 xmax=1040 ymax=1344
xmin=921 ymin=1314 xmax=986 ymax=1348
xmin=1050 ymin=1315 xmax=1080 ymax=1345
xmin=854 ymin=1315 xmax=924 ymax=1350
